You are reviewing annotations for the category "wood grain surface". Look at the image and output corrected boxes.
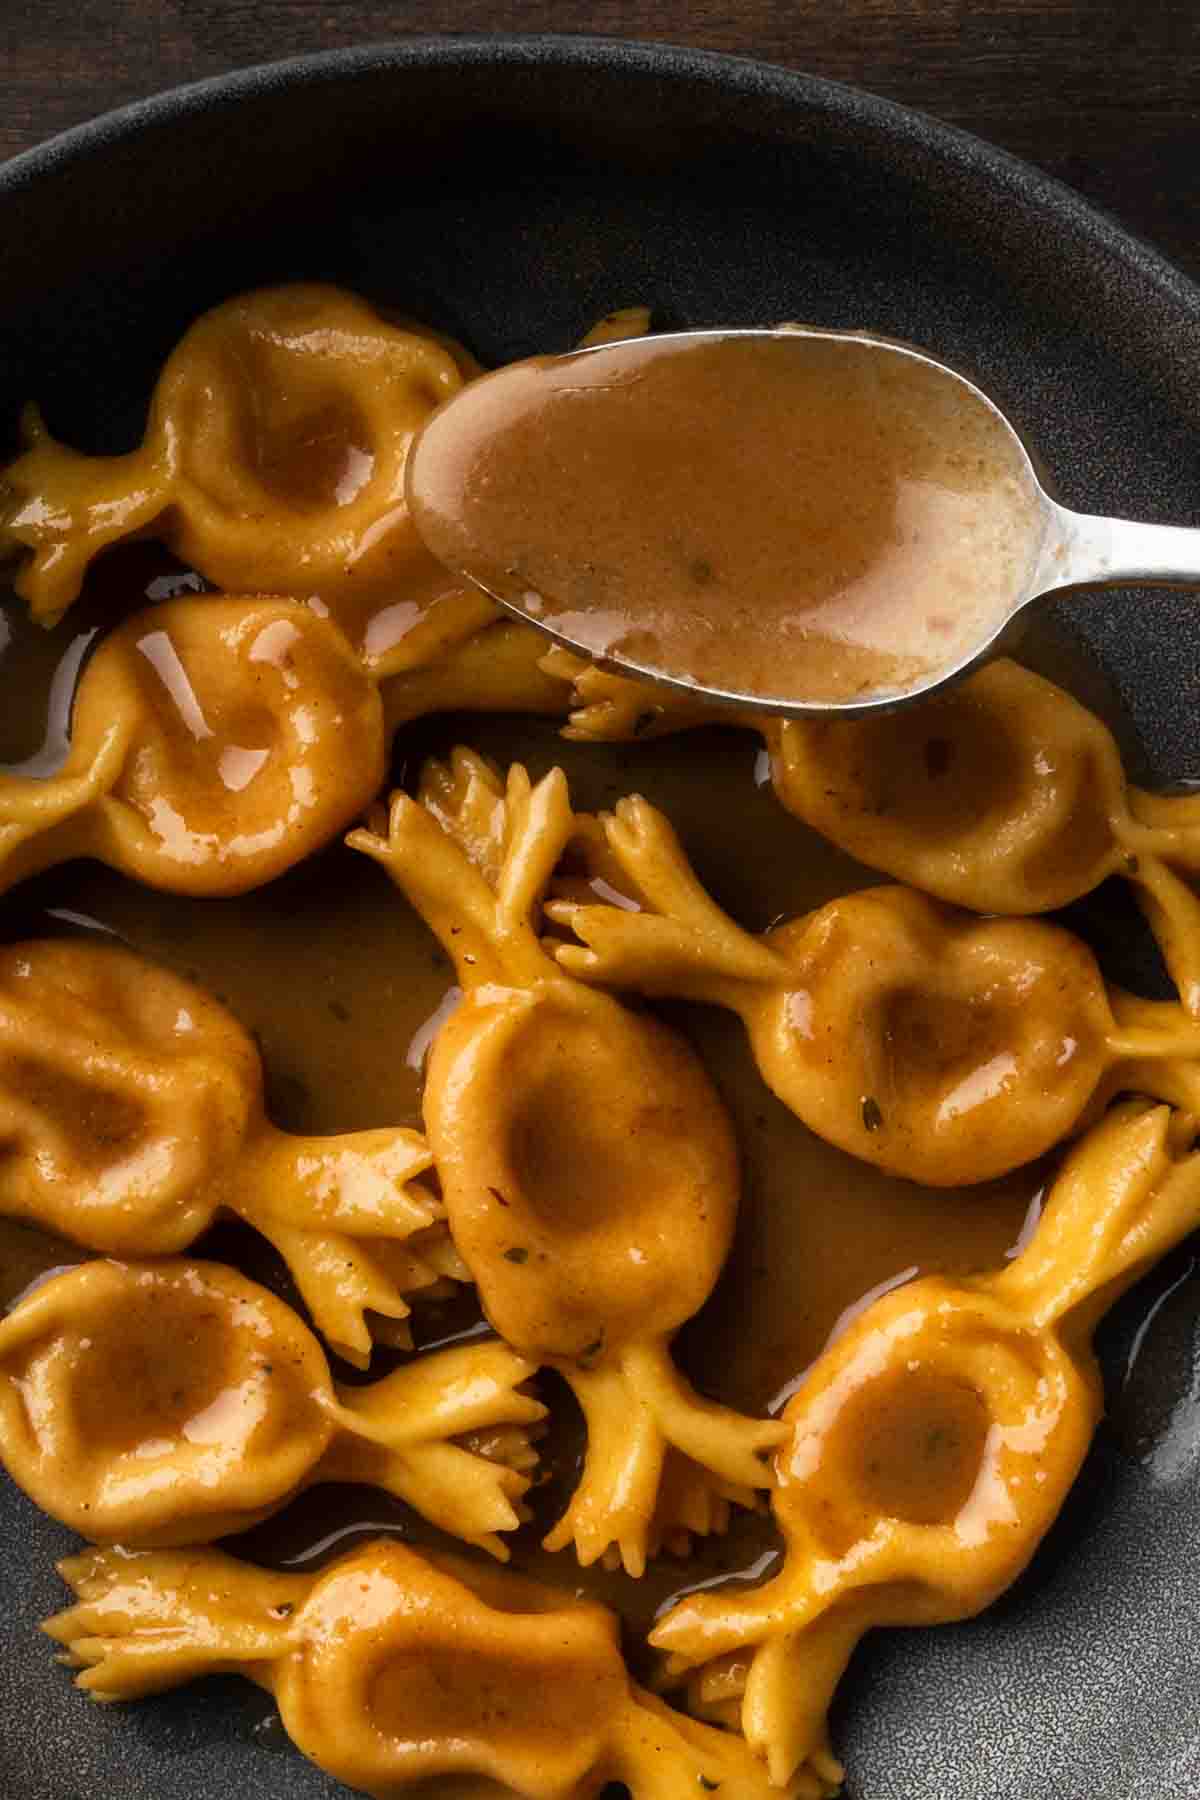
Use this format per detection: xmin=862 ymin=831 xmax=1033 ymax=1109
xmin=2 ymin=0 xmax=1199 ymax=279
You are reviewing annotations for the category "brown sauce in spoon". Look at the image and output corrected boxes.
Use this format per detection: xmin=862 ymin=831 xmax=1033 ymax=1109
xmin=408 ymin=331 xmax=1046 ymax=705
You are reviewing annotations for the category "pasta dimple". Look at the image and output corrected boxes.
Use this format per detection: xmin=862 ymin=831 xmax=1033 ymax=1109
xmin=45 ymin=1538 xmax=815 ymax=1798
xmin=0 ymin=937 xmax=459 ymax=1365
xmin=0 ymin=593 xmax=387 ymax=898
xmin=0 ymin=1258 xmax=544 ymax=1555
xmin=349 ymin=747 xmax=785 ymax=1575
xmin=550 ymin=795 xmax=1200 ymax=1184
xmin=651 ymin=1100 xmax=1200 ymax=1788
xmin=0 ymin=596 xmax=579 ymax=905
xmin=0 ymin=285 xmax=488 ymax=665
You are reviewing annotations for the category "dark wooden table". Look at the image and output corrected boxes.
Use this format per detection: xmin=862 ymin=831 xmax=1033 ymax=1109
xmin=3 ymin=0 xmax=1200 ymax=284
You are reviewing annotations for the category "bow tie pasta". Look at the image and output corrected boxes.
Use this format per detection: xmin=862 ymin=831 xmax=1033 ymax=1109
xmin=550 ymin=795 xmax=1200 ymax=1183
xmin=652 ymin=1100 xmax=1200 ymax=1788
xmin=0 ymin=284 xmax=497 ymax=667
xmin=0 ymin=593 xmax=576 ymax=907
xmin=349 ymin=748 xmax=785 ymax=1574
xmin=46 ymin=1538 xmax=807 ymax=1799
xmin=0 ymin=593 xmax=385 ymax=898
xmin=549 ymin=649 xmax=1200 ymax=1015
xmin=0 ymin=936 xmax=466 ymax=1364
xmin=0 ymin=288 xmax=657 ymax=683
xmin=0 ymin=1258 xmax=543 ymax=1555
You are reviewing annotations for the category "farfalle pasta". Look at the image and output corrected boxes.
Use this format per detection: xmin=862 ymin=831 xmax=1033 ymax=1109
xmin=0 ymin=591 xmax=579 ymax=906
xmin=45 ymin=1538 xmax=809 ymax=1799
xmin=0 ymin=937 xmax=461 ymax=1364
xmin=0 ymin=284 xmax=500 ymax=669
xmin=349 ymin=748 xmax=785 ymax=1574
xmin=549 ymin=650 xmax=1200 ymax=1014
xmin=0 ymin=1258 xmax=543 ymax=1555
xmin=0 ymin=288 xmax=657 ymax=682
xmin=650 ymin=1100 xmax=1200 ymax=1787
xmin=551 ymin=795 xmax=1200 ymax=1184
xmin=0 ymin=592 xmax=386 ymax=899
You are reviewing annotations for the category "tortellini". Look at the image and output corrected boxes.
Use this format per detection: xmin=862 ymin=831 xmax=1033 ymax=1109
xmin=0 ymin=937 xmax=462 ymax=1364
xmin=45 ymin=1538 xmax=806 ymax=1799
xmin=650 ymin=1101 xmax=1200 ymax=1788
xmin=549 ymin=650 xmax=1200 ymax=1015
xmin=550 ymin=794 xmax=1200 ymax=1184
xmin=349 ymin=748 xmax=785 ymax=1574
xmin=0 ymin=1257 xmax=543 ymax=1555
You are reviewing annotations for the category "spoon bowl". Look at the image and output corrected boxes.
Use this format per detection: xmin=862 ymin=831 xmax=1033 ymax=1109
xmin=408 ymin=326 xmax=1200 ymax=717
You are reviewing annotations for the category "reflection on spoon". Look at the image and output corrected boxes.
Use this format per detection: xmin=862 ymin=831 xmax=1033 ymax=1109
xmin=408 ymin=326 xmax=1200 ymax=716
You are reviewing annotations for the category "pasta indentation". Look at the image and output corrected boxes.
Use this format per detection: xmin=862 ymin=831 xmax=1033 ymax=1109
xmin=651 ymin=1101 xmax=1200 ymax=1787
xmin=0 ymin=936 xmax=457 ymax=1364
xmin=0 ymin=594 xmax=386 ymax=898
xmin=0 ymin=285 xmax=495 ymax=671
xmin=0 ymin=1258 xmax=543 ymax=1555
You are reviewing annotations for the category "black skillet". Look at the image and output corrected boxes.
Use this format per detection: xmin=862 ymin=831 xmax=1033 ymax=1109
xmin=0 ymin=35 xmax=1198 ymax=1800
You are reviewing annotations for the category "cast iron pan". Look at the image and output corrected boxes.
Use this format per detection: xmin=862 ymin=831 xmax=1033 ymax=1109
xmin=0 ymin=35 xmax=1198 ymax=1800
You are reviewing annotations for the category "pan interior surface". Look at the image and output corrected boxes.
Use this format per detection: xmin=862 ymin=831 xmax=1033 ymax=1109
xmin=0 ymin=37 xmax=1197 ymax=1800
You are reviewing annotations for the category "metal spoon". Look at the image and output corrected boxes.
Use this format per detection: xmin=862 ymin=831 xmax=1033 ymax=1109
xmin=407 ymin=326 xmax=1200 ymax=717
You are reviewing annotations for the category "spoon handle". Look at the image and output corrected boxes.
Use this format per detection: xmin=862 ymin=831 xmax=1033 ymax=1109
xmin=1040 ymin=504 xmax=1200 ymax=594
